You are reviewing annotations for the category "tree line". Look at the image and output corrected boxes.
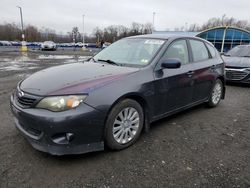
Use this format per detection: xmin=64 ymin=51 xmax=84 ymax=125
xmin=0 ymin=16 xmax=249 ymax=43
xmin=0 ymin=22 xmax=153 ymax=43
xmin=0 ymin=23 xmax=71 ymax=42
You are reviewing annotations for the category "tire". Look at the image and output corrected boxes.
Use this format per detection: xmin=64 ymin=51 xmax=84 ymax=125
xmin=207 ymin=79 xmax=223 ymax=107
xmin=105 ymin=99 xmax=144 ymax=150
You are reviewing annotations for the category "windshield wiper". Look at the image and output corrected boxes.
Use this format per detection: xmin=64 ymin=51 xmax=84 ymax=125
xmin=97 ymin=59 xmax=120 ymax=66
xmin=243 ymin=55 xmax=250 ymax=57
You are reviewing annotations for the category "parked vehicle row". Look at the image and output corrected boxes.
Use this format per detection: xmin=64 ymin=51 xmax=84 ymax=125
xmin=10 ymin=34 xmax=225 ymax=155
xmin=0 ymin=40 xmax=110 ymax=49
xmin=0 ymin=41 xmax=42 ymax=47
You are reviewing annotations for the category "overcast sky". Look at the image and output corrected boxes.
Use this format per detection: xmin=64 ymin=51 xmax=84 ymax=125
xmin=1 ymin=0 xmax=249 ymax=35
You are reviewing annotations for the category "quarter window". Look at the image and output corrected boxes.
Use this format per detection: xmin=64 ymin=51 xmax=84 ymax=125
xmin=206 ymin=43 xmax=216 ymax=58
xmin=163 ymin=40 xmax=189 ymax=65
xmin=190 ymin=40 xmax=209 ymax=61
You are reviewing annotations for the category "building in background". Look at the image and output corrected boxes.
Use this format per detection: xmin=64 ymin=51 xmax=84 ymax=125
xmin=154 ymin=26 xmax=250 ymax=52
xmin=197 ymin=26 xmax=250 ymax=53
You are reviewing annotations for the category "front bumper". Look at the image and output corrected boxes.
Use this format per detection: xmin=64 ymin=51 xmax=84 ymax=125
xmin=225 ymin=68 xmax=250 ymax=83
xmin=10 ymin=93 xmax=106 ymax=155
xmin=41 ymin=45 xmax=56 ymax=50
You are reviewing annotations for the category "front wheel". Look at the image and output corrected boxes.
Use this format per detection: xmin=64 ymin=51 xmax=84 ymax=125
xmin=207 ymin=79 xmax=223 ymax=107
xmin=105 ymin=99 xmax=144 ymax=150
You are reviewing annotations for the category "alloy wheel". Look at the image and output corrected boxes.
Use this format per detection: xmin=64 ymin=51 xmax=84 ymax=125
xmin=112 ymin=107 xmax=140 ymax=144
xmin=212 ymin=82 xmax=222 ymax=105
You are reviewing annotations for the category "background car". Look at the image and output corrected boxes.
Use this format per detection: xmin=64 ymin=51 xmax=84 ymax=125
xmin=0 ymin=41 xmax=12 ymax=46
xmin=41 ymin=41 xmax=57 ymax=51
xmin=10 ymin=41 xmax=21 ymax=46
xmin=75 ymin=42 xmax=84 ymax=47
xmin=103 ymin=42 xmax=111 ymax=48
xmin=222 ymin=45 xmax=250 ymax=83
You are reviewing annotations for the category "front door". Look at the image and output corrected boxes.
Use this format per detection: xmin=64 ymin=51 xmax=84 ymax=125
xmin=152 ymin=39 xmax=194 ymax=118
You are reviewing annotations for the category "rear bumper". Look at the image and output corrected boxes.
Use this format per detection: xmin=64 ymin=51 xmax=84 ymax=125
xmin=10 ymin=93 xmax=106 ymax=155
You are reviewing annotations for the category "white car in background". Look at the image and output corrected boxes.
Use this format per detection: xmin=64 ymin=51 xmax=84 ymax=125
xmin=75 ymin=42 xmax=84 ymax=47
xmin=0 ymin=41 xmax=12 ymax=46
xmin=41 ymin=41 xmax=57 ymax=51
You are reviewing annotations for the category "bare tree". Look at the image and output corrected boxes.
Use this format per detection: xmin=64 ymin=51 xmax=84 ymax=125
xmin=25 ymin=25 xmax=40 ymax=41
xmin=0 ymin=23 xmax=22 ymax=41
xmin=200 ymin=15 xmax=250 ymax=31
xmin=71 ymin=27 xmax=80 ymax=43
xmin=142 ymin=23 xmax=153 ymax=34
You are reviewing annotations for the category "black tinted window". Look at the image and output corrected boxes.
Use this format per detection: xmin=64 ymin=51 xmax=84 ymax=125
xmin=190 ymin=40 xmax=209 ymax=61
xmin=163 ymin=40 xmax=189 ymax=65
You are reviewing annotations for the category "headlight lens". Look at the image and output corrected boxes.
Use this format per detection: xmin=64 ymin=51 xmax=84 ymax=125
xmin=36 ymin=95 xmax=87 ymax=112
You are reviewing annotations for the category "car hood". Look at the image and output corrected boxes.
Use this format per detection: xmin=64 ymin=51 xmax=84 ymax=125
xmin=223 ymin=56 xmax=250 ymax=68
xmin=20 ymin=62 xmax=140 ymax=96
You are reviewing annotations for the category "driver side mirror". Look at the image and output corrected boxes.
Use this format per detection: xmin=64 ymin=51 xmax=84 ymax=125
xmin=161 ymin=58 xmax=181 ymax=69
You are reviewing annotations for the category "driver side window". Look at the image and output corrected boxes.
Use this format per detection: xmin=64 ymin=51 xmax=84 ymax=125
xmin=163 ymin=40 xmax=189 ymax=65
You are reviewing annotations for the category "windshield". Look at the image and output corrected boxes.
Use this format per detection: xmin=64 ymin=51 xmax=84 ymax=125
xmin=93 ymin=38 xmax=165 ymax=67
xmin=44 ymin=41 xmax=54 ymax=44
xmin=226 ymin=45 xmax=250 ymax=57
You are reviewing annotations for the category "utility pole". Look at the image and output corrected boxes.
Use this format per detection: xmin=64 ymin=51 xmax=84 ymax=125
xmin=17 ymin=6 xmax=25 ymax=41
xmin=82 ymin=14 xmax=85 ymax=44
xmin=17 ymin=6 xmax=27 ymax=52
xmin=152 ymin=12 xmax=156 ymax=32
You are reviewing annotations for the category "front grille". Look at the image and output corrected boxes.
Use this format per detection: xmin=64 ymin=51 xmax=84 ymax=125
xmin=15 ymin=89 xmax=41 ymax=108
xmin=226 ymin=69 xmax=249 ymax=80
xmin=17 ymin=96 xmax=36 ymax=107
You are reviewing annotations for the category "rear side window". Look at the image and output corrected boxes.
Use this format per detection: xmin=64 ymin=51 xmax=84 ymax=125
xmin=206 ymin=43 xmax=216 ymax=58
xmin=163 ymin=40 xmax=189 ymax=65
xmin=190 ymin=40 xmax=209 ymax=62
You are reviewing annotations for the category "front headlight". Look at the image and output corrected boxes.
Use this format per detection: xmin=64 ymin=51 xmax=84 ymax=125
xmin=36 ymin=95 xmax=87 ymax=112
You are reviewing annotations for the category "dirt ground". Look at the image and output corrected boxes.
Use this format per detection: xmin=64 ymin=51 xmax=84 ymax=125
xmin=0 ymin=51 xmax=249 ymax=188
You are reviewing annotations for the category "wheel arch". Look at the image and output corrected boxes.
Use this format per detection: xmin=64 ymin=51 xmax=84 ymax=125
xmin=104 ymin=92 xmax=151 ymax=133
xmin=217 ymin=75 xmax=226 ymax=99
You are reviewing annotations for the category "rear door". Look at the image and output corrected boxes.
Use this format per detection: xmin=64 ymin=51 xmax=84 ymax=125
xmin=188 ymin=39 xmax=215 ymax=102
xmin=153 ymin=39 xmax=194 ymax=117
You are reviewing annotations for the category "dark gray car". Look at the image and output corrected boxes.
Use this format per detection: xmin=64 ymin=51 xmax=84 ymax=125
xmin=223 ymin=45 xmax=250 ymax=83
xmin=10 ymin=34 xmax=225 ymax=155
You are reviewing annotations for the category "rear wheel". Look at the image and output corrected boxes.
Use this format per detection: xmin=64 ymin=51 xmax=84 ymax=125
xmin=207 ymin=79 xmax=223 ymax=107
xmin=105 ymin=99 xmax=144 ymax=150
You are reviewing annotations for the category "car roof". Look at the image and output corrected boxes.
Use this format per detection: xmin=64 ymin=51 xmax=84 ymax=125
xmin=127 ymin=34 xmax=206 ymax=41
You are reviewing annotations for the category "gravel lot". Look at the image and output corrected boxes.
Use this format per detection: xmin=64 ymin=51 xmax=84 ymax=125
xmin=0 ymin=51 xmax=249 ymax=188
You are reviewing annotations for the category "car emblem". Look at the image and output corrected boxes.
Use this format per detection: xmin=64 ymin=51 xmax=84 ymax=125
xmin=18 ymin=91 xmax=24 ymax=98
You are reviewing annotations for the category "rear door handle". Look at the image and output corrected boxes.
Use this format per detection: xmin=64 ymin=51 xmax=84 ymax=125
xmin=187 ymin=71 xmax=194 ymax=76
xmin=210 ymin=65 xmax=216 ymax=70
